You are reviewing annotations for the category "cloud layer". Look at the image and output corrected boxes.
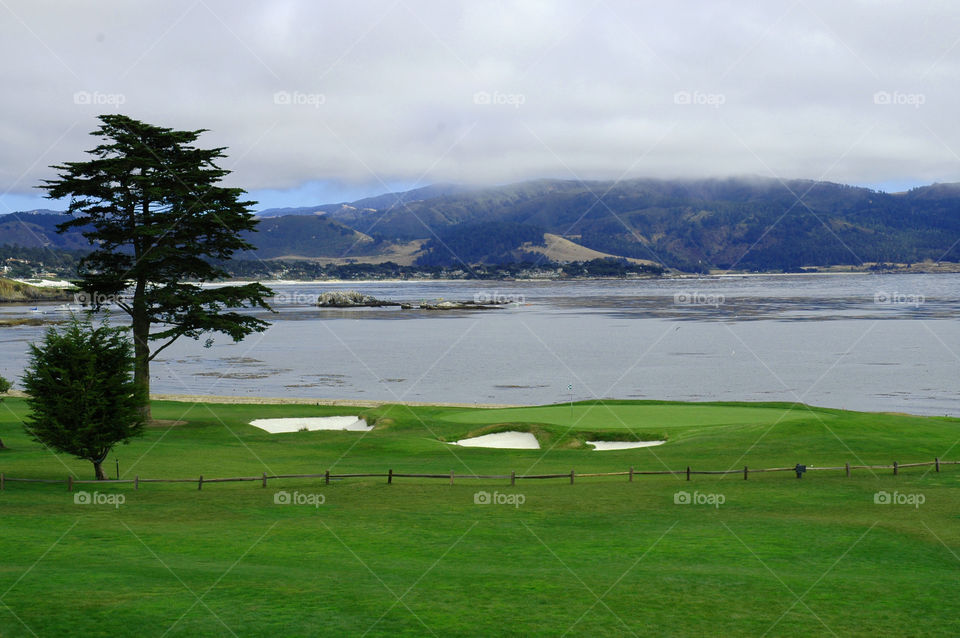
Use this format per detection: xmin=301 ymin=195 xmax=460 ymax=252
xmin=2 ymin=0 xmax=958 ymax=209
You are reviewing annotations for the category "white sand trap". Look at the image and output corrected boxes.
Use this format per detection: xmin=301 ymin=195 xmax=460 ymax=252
xmin=249 ymin=416 xmax=371 ymax=434
xmin=587 ymin=440 xmax=666 ymax=451
xmin=453 ymin=431 xmax=540 ymax=449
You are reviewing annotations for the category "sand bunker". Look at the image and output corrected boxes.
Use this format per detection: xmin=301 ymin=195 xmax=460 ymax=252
xmin=249 ymin=416 xmax=371 ymax=433
xmin=453 ymin=431 xmax=540 ymax=449
xmin=587 ymin=440 xmax=665 ymax=451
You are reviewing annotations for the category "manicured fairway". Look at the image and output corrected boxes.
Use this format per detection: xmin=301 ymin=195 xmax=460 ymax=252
xmin=440 ymin=400 xmax=810 ymax=430
xmin=0 ymin=398 xmax=958 ymax=637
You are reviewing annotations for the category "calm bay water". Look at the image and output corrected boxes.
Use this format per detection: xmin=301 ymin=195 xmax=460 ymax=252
xmin=1 ymin=273 xmax=957 ymax=416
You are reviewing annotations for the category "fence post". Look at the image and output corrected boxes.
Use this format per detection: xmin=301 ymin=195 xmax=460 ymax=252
xmin=511 ymin=471 xmax=516 ymax=486
xmin=388 ymin=468 xmax=393 ymax=484
xmin=1 ymin=472 xmax=4 ymax=491
xmin=135 ymin=475 xmax=139 ymax=490
xmin=744 ymin=466 xmax=748 ymax=480
xmin=198 ymin=475 xmax=203 ymax=490
xmin=570 ymin=469 xmax=575 ymax=485
xmin=845 ymin=463 xmax=850 ymax=478
xmin=936 ymin=457 xmax=940 ymax=473
xmin=686 ymin=466 xmax=691 ymax=481
xmin=325 ymin=470 xmax=330 ymax=485
xmin=450 ymin=470 xmax=454 ymax=486
xmin=67 ymin=475 xmax=73 ymax=492
xmin=893 ymin=461 xmax=898 ymax=476
xmin=262 ymin=472 xmax=267 ymax=488
xmin=629 ymin=466 xmax=634 ymax=482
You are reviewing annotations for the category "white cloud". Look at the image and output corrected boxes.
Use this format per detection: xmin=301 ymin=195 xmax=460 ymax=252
xmin=1 ymin=0 xmax=958 ymax=210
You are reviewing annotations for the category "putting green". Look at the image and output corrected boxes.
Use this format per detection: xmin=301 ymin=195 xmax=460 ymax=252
xmin=441 ymin=401 xmax=813 ymax=430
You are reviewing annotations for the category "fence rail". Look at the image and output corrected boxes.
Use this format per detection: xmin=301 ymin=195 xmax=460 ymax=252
xmin=0 ymin=458 xmax=955 ymax=492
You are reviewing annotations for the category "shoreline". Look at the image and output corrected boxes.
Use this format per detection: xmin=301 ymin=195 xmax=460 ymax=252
xmin=5 ymin=268 xmax=958 ymax=299
xmin=147 ymin=393 xmax=525 ymax=409
xmin=3 ymin=389 xmax=523 ymax=408
xmin=228 ymin=269 xmax=958 ymax=285
xmin=2 ymin=390 xmax=950 ymax=417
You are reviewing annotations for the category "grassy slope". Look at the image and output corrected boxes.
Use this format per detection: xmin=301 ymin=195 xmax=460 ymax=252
xmin=0 ymin=278 xmax=74 ymax=303
xmin=0 ymin=398 xmax=958 ymax=637
xmin=521 ymin=233 xmax=660 ymax=267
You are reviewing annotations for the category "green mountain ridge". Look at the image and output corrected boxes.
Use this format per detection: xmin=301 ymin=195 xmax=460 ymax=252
xmin=4 ymin=177 xmax=960 ymax=271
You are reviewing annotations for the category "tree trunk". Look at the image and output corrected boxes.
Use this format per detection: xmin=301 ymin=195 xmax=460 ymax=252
xmin=132 ymin=278 xmax=151 ymax=421
xmin=93 ymin=460 xmax=107 ymax=480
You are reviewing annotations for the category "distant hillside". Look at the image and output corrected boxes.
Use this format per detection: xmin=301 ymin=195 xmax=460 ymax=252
xmin=255 ymin=184 xmax=475 ymax=218
xmin=6 ymin=177 xmax=960 ymax=271
xmin=0 ymin=211 xmax=395 ymax=263
xmin=253 ymin=204 xmax=341 ymax=218
xmin=415 ymin=221 xmax=546 ymax=266
xmin=237 ymin=215 xmax=384 ymax=260
xmin=319 ymin=177 xmax=960 ymax=271
xmin=0 ymin=211 xmax=89 ymax=250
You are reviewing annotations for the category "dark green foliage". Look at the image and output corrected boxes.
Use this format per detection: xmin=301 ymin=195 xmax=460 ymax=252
xmin=39 ymin=115 xmax=274 ymax=411
xmin=415 ymin=221 xmax=546 ymax=266
xmin=560 ymin=257 xmax=663 ymax=277
xmin=0 ymin=243 xmax=89 ymax=278
xmin=21 ymin=317 xmax=145 ymax=479
xmin=237 ymin=215 xmax=381 ymax=259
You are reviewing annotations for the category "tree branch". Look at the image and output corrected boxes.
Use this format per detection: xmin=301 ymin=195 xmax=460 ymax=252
xmin=147 ymin=334 xmax=182 ymax=362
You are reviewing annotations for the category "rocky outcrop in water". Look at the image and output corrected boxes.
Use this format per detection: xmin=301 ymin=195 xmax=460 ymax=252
xmin=317 ymin=290 xmax=506 ymax=310
xmin=316 ymin=290 xmax=400 ymax=307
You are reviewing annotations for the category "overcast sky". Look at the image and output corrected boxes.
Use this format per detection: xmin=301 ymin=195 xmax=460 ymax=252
xmin=1 ymin=0 xmax=958 ymax=212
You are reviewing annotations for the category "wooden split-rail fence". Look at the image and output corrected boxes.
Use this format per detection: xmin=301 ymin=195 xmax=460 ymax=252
xmin=0 ymin=458 xmax=955 ymax=492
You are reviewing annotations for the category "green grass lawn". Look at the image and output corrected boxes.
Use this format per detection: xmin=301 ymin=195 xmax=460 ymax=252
xmin=0 ymin=397 xmax=958 ymax=637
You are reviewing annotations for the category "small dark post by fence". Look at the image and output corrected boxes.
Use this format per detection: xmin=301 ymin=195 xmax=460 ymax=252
xmin=570 ymin=469 xmax=575 ymax=485
xmin=261 ymin=472 xmax=267 ymax=488
xmin=450 ymin=470 xmax=454 ymax=486
xmin=936 ymin=457 xmax=940 ymax=472
xmin=135 ymin=476 xmax=140 ymax=490
xmin=744 ymin=466 xmax=748 ymax=480
xmin=325 ymin=470 xmax=330 ymax=485
xmin=629 ymin=466 xmax=634 ymax=482
xmin=511 ymin=471 xmax=516 ymax=486
xmin=387 ymin=469 xmax=393 ymax=484
xmin=893 ymin=461 xmax=898 ymax=476
xmin=67 ymin=475 xmax=72 ymax=492
xmin=1 ymin=472 xmax=4 ymax=490
xmin=845 ymin=463 xmax=850 ymax=477
xmin=686 ymin=466 xmax=691 ymax=481
xmin=198 ymin=475 xmax=203 ymax=490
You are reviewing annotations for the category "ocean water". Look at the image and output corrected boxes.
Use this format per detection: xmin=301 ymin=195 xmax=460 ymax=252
xmin=1 ymin=273 xmax=957 ymax=416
